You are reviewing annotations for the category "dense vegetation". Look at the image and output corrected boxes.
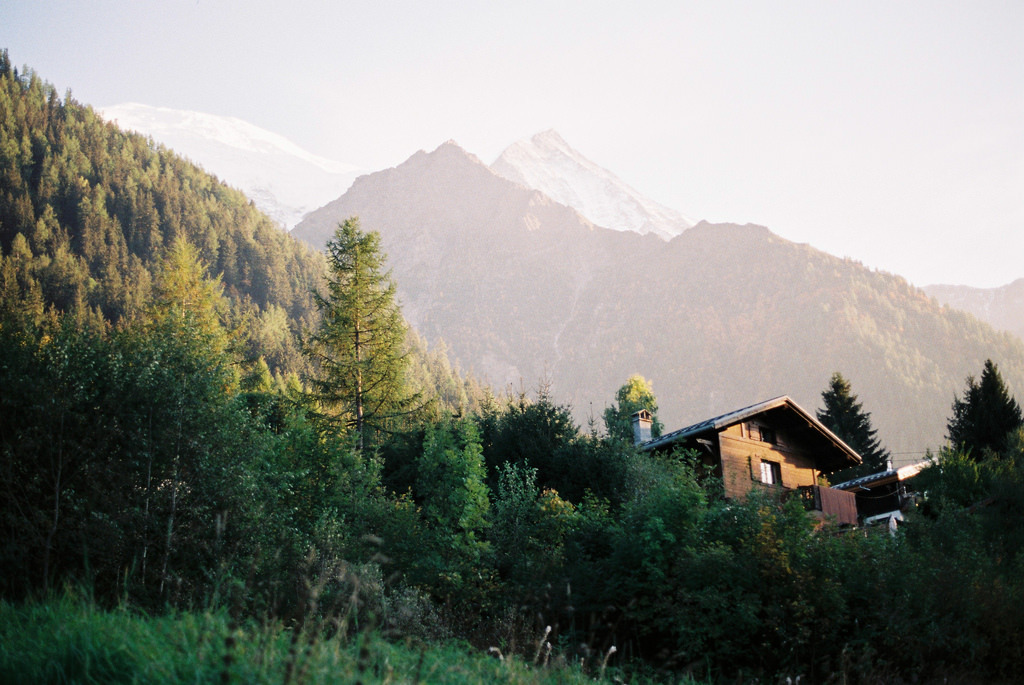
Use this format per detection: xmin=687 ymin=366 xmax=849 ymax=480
xmin=0 ymin=51 xmax=323 ymax=381
xmin=0 ymin=594 xmax=612 ymax=685
xmin=6 ymin=53 xmax=1024 ymax=683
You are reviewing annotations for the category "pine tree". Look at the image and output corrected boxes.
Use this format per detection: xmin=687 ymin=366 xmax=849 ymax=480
xmin=303 ymin=217 xmax=418 ymax=451
xmin=817 ymin=372 xmax=890 ymax=477
xmin=947 ymin=359 xmax=1023 ymax=458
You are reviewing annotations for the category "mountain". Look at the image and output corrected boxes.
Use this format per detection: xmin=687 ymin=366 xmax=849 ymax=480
xmin=924 ymin=280 xmax=1024 ymax=343
xmin=294 ymin=141 xmax=1024 ymax=458
xmin=491 ymin=130 xmax=693 ymax=239
xmin=98 ymin=103 xmax=359 ymax=229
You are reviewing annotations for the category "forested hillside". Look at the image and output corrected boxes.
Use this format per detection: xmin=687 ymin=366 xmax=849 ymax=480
xmin=925 ymin=279 xmax=1024 ymax=343
xmin=0 ymin=52 xmax=324 ymax=378
xmin=0 ymin=54 xmax=484 ymax=408
xmin=295 ymin=143 xmax=1024 ymax=455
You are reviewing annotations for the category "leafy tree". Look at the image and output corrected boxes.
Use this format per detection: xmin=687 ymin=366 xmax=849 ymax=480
xmin=490 ymin=461 xmax=577 ymax=595
xmin=603 ymin=374 xmax=663 ymax=443
xmin=303 ymin=218 xmax=419 ymax=451
xmin=817 ymin=371 xmax=890 ymax=477
xmin=947 ymin=359 xmax=1023 ymax=458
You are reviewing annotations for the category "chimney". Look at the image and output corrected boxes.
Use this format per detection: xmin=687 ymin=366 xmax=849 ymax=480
xmin=631 ymin=409 xmax=653 ymax=445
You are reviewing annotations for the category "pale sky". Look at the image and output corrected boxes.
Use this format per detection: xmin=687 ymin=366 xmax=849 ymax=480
xmin=3 ymin=1 xmax=1022 ymax=287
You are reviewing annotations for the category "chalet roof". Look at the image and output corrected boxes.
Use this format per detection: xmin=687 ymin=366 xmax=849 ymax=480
xmin=640 ymin=395 xmax=862 ymax=469
xmin=831 ymin=460 xmax=931 ymax=492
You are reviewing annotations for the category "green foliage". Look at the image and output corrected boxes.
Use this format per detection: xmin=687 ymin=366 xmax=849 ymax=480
xmin=490 ymin=462 xmax=577 ymax=601
xmin=0 ymin=594 xmax=607 ymax=684
xmin=817 ymin=371 xmax=891 ymax=479
xmin=947 ymin=359 xmax=1023 ymax=458
xmin=0 ymin=54 xmax=323 ymax=378
xmin=886 ymin=441 xmax=1024 ymax=679
xmin=404 ymin=330 xmax=490 ymax=418
xmin=0 ymin=310 xmax=260 ymax=605
xmin=304 ymin=218 xmax=420 ymax=451
xmin=602 ymin=374 xmax=663 ymax=443
xmin=418 ymin=419 xmax=490 ymax=533
xmin=477 ymin=390 xmax=631 ymax=506
xmin=412 ymin=418 xmax=493 ymax=602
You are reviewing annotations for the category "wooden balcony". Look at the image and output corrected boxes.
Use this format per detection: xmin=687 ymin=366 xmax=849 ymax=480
xmin=797 ymin=485 xmax=858 ymax=526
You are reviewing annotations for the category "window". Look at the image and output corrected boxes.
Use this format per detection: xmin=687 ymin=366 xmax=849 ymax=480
xmin=760 ymin=460 xmax=782 ymax=486
xmin=758 ymin=426 xmax=777 ymax=445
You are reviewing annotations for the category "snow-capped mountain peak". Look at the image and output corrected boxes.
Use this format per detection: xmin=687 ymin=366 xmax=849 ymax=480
xmin=491 ymin=130 xmax=694 ymax=240
xmin=99 ymin=103 xmax=359 ymax=229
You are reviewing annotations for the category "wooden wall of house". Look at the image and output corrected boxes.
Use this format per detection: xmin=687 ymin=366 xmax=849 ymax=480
xmin=717 ymin=421 xmax=820 ymax=500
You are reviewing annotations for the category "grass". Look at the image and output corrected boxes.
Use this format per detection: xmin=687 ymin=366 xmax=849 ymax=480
xmin=0 ymin=593 xmax=650 ymax=684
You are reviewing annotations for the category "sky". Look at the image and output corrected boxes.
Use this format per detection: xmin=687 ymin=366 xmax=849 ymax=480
xmin=3 ymin=1 xmax=1022 ymax=288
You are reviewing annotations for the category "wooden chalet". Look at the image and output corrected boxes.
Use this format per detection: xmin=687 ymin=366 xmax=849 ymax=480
xmin=635 ymin=396 xmax=862 ymax=525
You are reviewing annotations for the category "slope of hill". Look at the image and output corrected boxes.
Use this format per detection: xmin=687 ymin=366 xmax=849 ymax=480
xmin=0 ymin=58 xmax=330 ymax=376
xmin=0 ymin=58 xmax=491 ymax=413
xmin=294 ymin=142 xmax=1024 ymax=456
xmin=98 ymin=103 xmax=359 ymax=229
xmin=491 ymin=130 xmax=693 ymax=240
xmin=924 ymin=280 xmax=1024 ymax=343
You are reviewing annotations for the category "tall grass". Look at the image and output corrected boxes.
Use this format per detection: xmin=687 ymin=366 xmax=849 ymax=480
xmin=0 ymin=592 xmax=648 ymax=684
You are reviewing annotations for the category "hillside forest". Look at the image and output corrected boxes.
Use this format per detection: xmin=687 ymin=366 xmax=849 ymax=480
xmin=6 ymin=53 xmax=1024 ymax=683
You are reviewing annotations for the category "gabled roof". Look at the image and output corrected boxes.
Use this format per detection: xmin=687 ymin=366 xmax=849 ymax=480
xmin=640 ymin=395 xmax=862 ymax=469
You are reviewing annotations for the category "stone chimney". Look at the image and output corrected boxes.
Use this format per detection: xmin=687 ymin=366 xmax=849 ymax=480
xmin=631 ymin=409 xmax=653 ymax=445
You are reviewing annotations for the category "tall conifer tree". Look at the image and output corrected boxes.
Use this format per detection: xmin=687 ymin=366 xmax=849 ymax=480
xmin=817 ymin=372 xmax=890 ymax=477
xmin=947 ymin=359 xmax=1022 ymax=458
xmin=304 ymin=217 xmax=418 ymax=451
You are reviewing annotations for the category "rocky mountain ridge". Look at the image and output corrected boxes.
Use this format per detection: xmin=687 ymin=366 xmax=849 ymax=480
xmin=294 ymin=141 xmax=1024 ymax=456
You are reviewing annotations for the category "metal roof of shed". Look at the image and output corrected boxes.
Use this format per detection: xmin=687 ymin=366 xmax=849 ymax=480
xmin=831 ymin=460 xmax=931 ymax=491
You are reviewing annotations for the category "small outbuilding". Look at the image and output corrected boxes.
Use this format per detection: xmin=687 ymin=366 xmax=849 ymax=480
xmin=832 ymin=460 xmax=929 ymax=528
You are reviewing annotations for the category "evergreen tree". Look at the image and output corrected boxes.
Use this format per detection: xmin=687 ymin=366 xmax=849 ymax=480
xmin=947 ymin=359 xmax=1023 ymax=458
xmin=147 ymin=238 xmax=234 ymax=360
xmin=817 ymin=372 xmax=890 ymax=477
xmin=303 ymin=217 xmax=418 ymax=451
xmin=413 ymin=417 xmax=491 ymax=600
xmin=603 ymin=374 xmax=664 ymax=443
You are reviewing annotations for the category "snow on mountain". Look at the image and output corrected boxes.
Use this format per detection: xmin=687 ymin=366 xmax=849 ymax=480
xmin=99 ymin=103 xmax=359 ymax=229
xmin=491 ymin=130 xmax=694 ymax=240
